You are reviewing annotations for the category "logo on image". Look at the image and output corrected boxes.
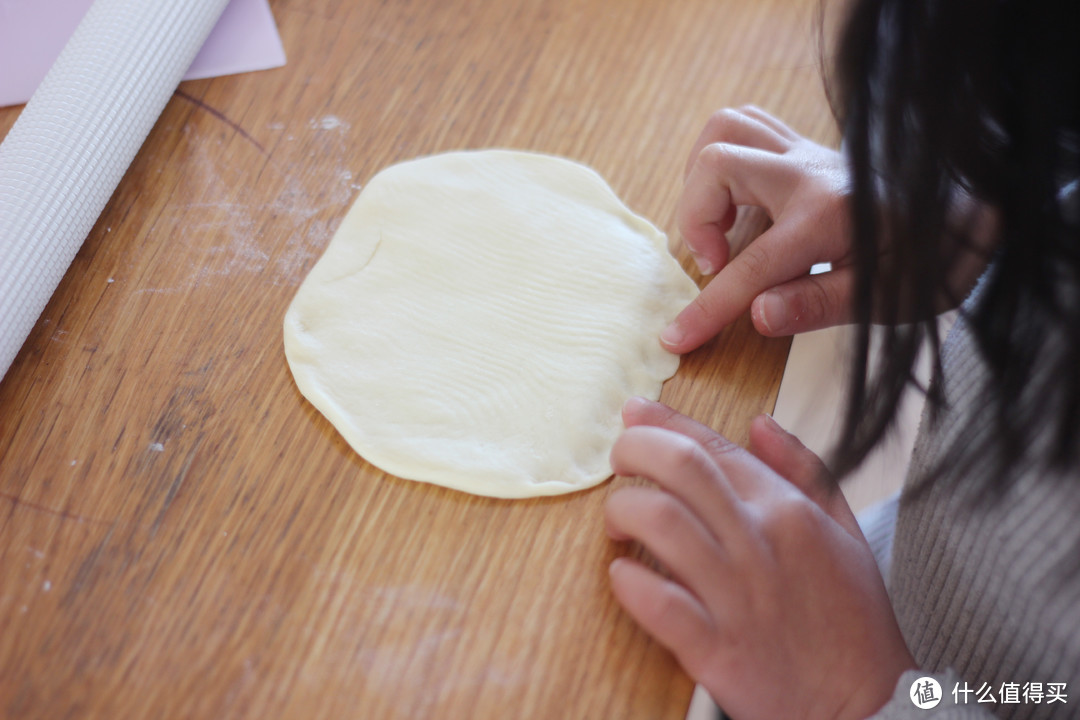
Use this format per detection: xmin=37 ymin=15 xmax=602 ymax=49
xmin=911 ymin=677 xmax=942 ymax=709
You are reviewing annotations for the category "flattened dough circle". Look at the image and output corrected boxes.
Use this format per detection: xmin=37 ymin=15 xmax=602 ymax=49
xmin=283 ymin=150 xmax=698 ymax=498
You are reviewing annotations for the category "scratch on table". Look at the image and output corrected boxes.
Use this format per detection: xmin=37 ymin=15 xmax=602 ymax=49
xmin=0 ymin=490 xmax=110 ymax=525
xmin=175 ymin=89 xmax=267 ymax=156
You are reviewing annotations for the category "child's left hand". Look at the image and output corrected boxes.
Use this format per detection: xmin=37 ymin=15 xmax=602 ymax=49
xmin=605 ymin=397 xmax=916 ymax=720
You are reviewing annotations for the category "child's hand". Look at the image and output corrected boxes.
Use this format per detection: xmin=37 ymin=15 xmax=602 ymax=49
xmin=605 ymin=398 xmax=916 ymax=720
xmin=662 ymin=107 xmax=854 ymax=352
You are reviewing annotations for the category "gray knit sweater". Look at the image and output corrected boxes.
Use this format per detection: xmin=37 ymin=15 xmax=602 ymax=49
xmin=863 ymin=284 xmax=1080 ymax=718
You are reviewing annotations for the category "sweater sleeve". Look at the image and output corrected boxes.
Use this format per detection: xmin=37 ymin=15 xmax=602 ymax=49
xmin=870 ymin=669 xmax=999 ymax=719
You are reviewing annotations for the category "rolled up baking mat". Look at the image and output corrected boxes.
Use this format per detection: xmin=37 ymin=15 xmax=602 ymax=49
xmin=0 ymin=0 xmax=230 ymax=381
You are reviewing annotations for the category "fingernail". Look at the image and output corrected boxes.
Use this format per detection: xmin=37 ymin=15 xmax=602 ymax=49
xmin=623 ymin=395 xmax=650 ymax=414
xmin=757 ymin=291 xmax=788 ymax=334
xmin=691 ymin=252 xmax=715 ymax=275
xmin=660 ymin=320 xmax=685 ymax=347
xmin=761 ymin=413 xmax=784 ymax=433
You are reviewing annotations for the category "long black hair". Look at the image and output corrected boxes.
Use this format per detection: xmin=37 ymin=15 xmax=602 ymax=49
xmin=829 ymin=0 xmax=1080 ymax=484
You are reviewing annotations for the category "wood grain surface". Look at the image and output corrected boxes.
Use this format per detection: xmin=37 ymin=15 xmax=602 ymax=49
xmin=0 ymin=0 xmax=838 ymax=717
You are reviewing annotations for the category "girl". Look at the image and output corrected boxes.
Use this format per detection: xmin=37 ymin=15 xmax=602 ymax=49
xmin=605 ymin=0 xmax=1080 ymax=717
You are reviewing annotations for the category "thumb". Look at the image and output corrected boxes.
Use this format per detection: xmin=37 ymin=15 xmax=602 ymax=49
xmin=750 ymin=266 xmax=854 ymax=337
xmin=748 ymin=414 xmax=862 ymax=540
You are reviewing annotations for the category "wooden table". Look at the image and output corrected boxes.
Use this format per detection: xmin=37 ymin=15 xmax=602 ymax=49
xmin=0 ymin=0 xmax=837 ymax=717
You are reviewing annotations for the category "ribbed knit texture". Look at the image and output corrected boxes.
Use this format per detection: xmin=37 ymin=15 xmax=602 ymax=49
xmin=871 ymin=277 xmax=1080 ymax=718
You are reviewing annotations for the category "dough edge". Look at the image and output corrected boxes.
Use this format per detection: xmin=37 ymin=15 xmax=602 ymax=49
xmin=283 ymin=149 xmax=699 ymax=498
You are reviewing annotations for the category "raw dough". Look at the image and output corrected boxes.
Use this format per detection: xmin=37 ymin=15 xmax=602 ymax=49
xmin=283 ymin=150 xmax=698 ymax=498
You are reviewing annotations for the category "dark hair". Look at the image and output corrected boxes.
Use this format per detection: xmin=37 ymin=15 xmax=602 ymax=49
xmin=828 ymin=0 xmax=1080 ymax=484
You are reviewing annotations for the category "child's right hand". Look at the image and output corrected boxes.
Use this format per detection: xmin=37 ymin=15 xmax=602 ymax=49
xmin=661 ymin=107 xmax=856 ymax=353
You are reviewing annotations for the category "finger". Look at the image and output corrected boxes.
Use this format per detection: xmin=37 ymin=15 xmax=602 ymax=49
xmin=610 ymin=425 xmax=743 ymax=528
xmin=608 ymin=557 xmax=718 ymax=680
xmin=683 ymin=107 xmax=793 ymax=180
xmin=747 ymin=414 xmax=832 ymax=501
xmin=749 ymin=266 xmax=855 ymax=336
xmin=676 ymin=143 xmax=799 ymax=277
xmin=662 ymin=220 xmax=821 ymax=352
xmin=737 ymin=105 xmax=802 ymax=142
xmin=621 ymin=397 xmax=759 ymax=501
xmin=747 ymin=414 xmax=861 ymax=538
xmin=605 ymin=486 xmax=726 ymax=600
